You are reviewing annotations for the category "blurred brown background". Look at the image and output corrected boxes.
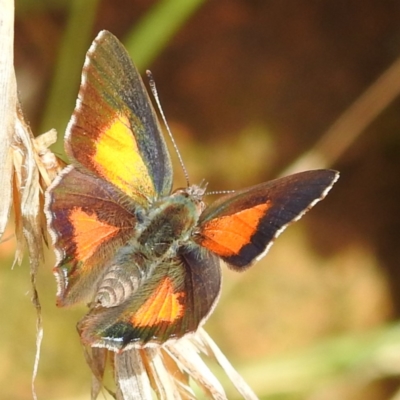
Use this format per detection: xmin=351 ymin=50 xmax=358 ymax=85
xmin=2 ymin=0 xmax=400 ymax=399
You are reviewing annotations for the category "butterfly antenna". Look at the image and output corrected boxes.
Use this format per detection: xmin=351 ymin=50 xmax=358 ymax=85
xmin=205 ymin=189 xmax=236 ymax=196
xmin=146 ymin=70 xmax=190 ymax=187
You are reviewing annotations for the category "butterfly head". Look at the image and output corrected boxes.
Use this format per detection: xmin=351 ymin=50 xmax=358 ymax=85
xmin=172 ymin=182 xmax=208 ymax=212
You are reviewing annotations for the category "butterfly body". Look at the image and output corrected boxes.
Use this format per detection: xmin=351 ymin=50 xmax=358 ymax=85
xmin=90 ymin=184 xmax=207 ymax=307
xmin=135 ymin=186 xmax=205 ymax=257
xmin=45 ymin=30 xmax=339 ymax=351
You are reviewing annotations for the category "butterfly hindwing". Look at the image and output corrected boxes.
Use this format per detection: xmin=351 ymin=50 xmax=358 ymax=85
xmin=78 ymin=245 xmax=221 ymax=350
xmin=66 ymin=30 xmax=172 ymax=204
xmin=195 ymin=170 xmax=339 ymax=269
xmin=45 ymin=166 xmax=138 ymax=305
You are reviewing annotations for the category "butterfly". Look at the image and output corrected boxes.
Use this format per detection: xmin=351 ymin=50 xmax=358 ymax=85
xmin=45 ymin=30 xmax=339 ymax=351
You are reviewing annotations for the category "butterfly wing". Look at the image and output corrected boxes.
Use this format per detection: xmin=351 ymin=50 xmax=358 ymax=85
xmin=66 ymin=30 xmax=173 ymax=203
xmin=46 ymin=30 xmax=172 ymax=305
xmin=46 ymin=167 xmax=138 ymax=305
xmin=194 ymin=169 xmax=339 ymax=269
xmin=78 ymin=245 xmax=222 ymax=350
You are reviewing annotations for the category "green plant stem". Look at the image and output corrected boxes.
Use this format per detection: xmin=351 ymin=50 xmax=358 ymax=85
xmin=40 ymin=0 xmax=99 ymax=156
xmin=124 ymin=0 xmax=205 ymax=71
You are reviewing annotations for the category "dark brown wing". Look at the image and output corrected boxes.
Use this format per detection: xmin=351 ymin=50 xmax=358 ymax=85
xmin=195 ymin=170 xmax=339 ymax=269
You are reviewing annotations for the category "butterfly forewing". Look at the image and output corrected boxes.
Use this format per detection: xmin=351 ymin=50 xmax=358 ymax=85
xmin=66 ymin=30 xmax=173 ymax=204
xmin=195 ymin=170 xmax=339 ymax=269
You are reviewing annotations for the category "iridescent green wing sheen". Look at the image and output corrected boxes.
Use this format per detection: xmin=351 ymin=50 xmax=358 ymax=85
xmin=66 ymin=30 xmax=173 ymax=204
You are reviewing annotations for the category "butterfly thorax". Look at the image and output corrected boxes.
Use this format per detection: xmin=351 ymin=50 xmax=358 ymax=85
xmin=137 ymin=185 xmax=205 ymax=259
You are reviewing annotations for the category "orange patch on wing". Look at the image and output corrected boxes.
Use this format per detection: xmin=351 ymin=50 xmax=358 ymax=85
xmin=131 ymin=277 xmax=185 ymax=327
xmin=69 ymin=207 xmax=120 ymax=261
xmin=200 ymin=202 xmax=272 ymax=256
xmin=92 ymin=114 xmax=155 ymax=199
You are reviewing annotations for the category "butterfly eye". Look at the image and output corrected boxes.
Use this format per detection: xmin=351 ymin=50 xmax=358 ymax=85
xmin=135 ymin=209 xmax=145 ymax=224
